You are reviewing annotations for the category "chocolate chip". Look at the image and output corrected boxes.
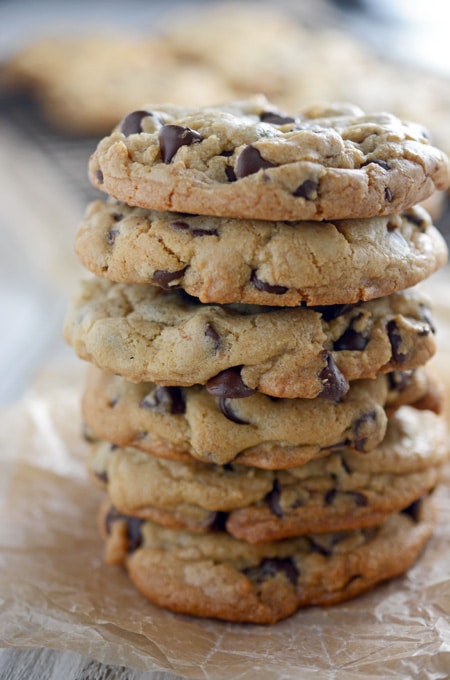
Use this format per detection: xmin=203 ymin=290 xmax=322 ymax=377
xmin=361 ymin=159 xmax=390 ymax=171
xmin=111 ymin=212 xmax=124 ymax=222
xmin=225 ymin=165 xmax=237 ymax=182
xmin=313 ymin=304 xmax=355 ymax=321
xmin=260 ymin=111 xmax=296 ymax=125
xmin=204 ymin=322 xmax=221 ymax=350
xmin=387 ymin=320 xmax=407 ymax=363
xmin=140 ymin=386 xmax=186 ymax=415
xmin=334 ymin=323 xmax=368 ymax=351
xmin=308 ymin=538 xmax=332 ymax=557
xmin=293 ymin=179 xmax=318 ymax=200
xmin=219 ymin=397 xmax=250 ymax=424
xmin=105 ymin=507 xmax=143 ymax=552
xmin=384 ymin=187 xmax=393 ymax=202
xmin=96 ymin=169 xmax=104 ymax=183
xmin=244 ymin=557 xmax=299 ymax=585
xmin=158 ymin=125 xmax=202 ymax=163
xmin=120 ymin=110 xmax=152 ymax=136
xmin=266 ymin=480 xmax=284 ymax=517
xmin=235 ymin=145 xmax=277 ymax=178
xmin=152 ymin=267 xmax=186 ymax=289
xmin=250 ymin=271 xmax=288 ymax=295
xmin=318 ymin=351 xmax=349 ymax=399
xmin=325 ymin=489 xmax=367 ymax=506
xmin=351 ymin=410 xmax=378 ymax=452
xmin=404 ymin=210 xmax=427 ymax=230
xmin=388 ymin=370 xmax=414 ymax=393
xmin=206 ymin=366 xmax=256 ymax=398
xmin=169 ymin=220 xmax=219 ymax=237
xmin=106 ymin=228 xmax=119 ymax=245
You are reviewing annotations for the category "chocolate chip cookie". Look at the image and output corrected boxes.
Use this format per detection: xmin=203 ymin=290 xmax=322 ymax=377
xmin=88 ymin=97 xmax=450 ymax=221
xmin=82 ymin=365 xmax=441 ymax=467
xmin=74 ymin=199 xmax=448 ymax=306
xmin=63 ymin=279 xmax=437 ymax=399
xmin=98 ymin=492 xmax=436 ymax=623
xmin=89 ymin=406 xmax=447 ymax=542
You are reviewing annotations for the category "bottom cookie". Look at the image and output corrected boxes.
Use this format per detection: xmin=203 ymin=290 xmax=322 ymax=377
xmin=99 ymin=494 xmax=436 ymax=624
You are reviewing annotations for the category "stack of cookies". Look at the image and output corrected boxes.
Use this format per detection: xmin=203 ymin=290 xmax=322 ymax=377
xmin=64 ymin=97 xmax=450 ymax=623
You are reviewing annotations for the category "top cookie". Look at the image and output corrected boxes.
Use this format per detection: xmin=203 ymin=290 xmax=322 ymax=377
xmin=88 ymin=96 xmax=450 ymax=221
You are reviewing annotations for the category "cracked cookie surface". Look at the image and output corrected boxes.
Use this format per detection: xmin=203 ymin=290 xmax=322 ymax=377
xmin=88 ymin=96 xmax=450 ymax=221
xmin=64 ymin=280 xmax=437 ymax=399
xmin=98 ymin=493 xmax=436 ymax=623
xmin=75 ymin=200 xmax=448 ymax=306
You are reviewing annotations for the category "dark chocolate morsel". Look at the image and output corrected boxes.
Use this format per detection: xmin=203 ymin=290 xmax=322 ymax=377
xmin=170 ymin=220 xmax=219 ymax=237
xmin=404 ymin=210 xmax=427 ymax=230
xmin=387 ymin=320 xmax=407 ymax=363
xmin=334 ymin=323 xmax=368 ymax=351
xmin=206 ymin=366 xmax=256 ymax=398
xmin=251 ymin=271 xmax=288 ymax=295
xmin=120 ymin=110 xmax=152 ymax=136
xmin=244 ymin=557 xmax=299 ymax=585
xmin=351 ymin=410 xmax=378 ymax=452
xmin=293 ymin=179 xmax=318 ymax=200
xmin=235 ymin=145 xmax=277 ymax=178
xmin=318 ymin=351 xmax=349 ymax=399
xmin=140 ymin=386 xmax=186 ymax=415
xmin=208 ymin=511 xmax=228 ymax=531
xmin=96 ymin=169 xmax=104 ymax=183
xmin=106 ymin=228 xmax=120 ymax=245
xmin=225 ymin=165 xmax=237 ymax=182
xmin=219 ymin=397 xmax=250 ymax=424
xmin=361 ymin=159 xmax=390 ymax=171
xmin=152 ymin=267 xmax=187 ymax=289
xmin=260 ymin=111 xmax=296 ymax=125
xmin=159 ymin=124 xmax=202 ymax=163
xmin=204 ymin=322 xmax=221 ymax=350
xmin=384 ymin=187 xmax=393 ymax=202
xmin=266 ymin=479 xmax=284 ymax=517
xmin=105 ymin=507 xmax=144 ymax=552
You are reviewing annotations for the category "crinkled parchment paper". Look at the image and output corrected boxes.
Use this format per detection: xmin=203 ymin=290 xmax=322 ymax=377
xmin=1 ymin=271 xmax=450 ymax=680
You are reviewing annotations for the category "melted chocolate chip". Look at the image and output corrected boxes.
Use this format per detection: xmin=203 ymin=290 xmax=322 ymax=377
xmin=266 ymin=480 xmax=284 ymax=517
xmin=204 ymin=322 xmax=221 ymax=350
xmin=219 ymin=397 xmax=250 ymax=424
xmin=152 ymin=267 xmax=187 ymax=289
xmin=244 ymin=557 xmax=299 ymax=585
xmin=96 ymin=169 xmax=104 ymax=183
xmin=111 ymin=212 xmax=124 ymax=222
xmin=235 ymin=145 xmax=277 ymax=178
xmin=313 ymin=304 xmax=355 ymax=321
xmin=251 ymin=271 xmax=288 ymax=295
xmin=207 ymin=511 xmax=228 ymax=531
xmin=293 ymin=179 xmax=319 ymax=200
xmin=325 ymin=489 xmax=368 ymax=506
xmin=404 ymin=210 xmax=427 ymax=230
xmin=260 ymin=111 xmax=296 ymax=125
xmin=120 ymin=110 xmax=152 ymax=136
xmin=105 ymin=507 xmax=143 ymax=552
xmin=318 ymin=351 xmax=349 ymax=399
xmin=387 ymin=320 xmax=407 ymax=363
xmin=384 ymin=187 xmax=393 ymax=202
xmin=206 ymin=366 xmax=256 ymax=398
xmin=140 ymin=386 xmax=186 ymax=415
xmin=334 ymin=322 xmax=368 ymax=352
xmin=158 ymin=124 xmax=202 ymax=163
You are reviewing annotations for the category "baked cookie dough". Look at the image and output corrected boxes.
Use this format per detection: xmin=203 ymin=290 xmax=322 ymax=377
xmin=98 ymin=492 xmax=436 ymax=623
xmin=74 ymin=200 xmax=448 ymax=306
xmin=90 ymin=407 xmax=448 ymax=543
xmin=82 ymin=366 xmax=440 ymax=467
xmin=63 ymin=279 xmax=437 ymax=399
xmin=88 ymin=97 xmax=450 ymax=221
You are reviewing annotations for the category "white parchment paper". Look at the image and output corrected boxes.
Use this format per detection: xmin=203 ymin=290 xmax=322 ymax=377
xmin=1 ymin=270 xmax=450 ymax=680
